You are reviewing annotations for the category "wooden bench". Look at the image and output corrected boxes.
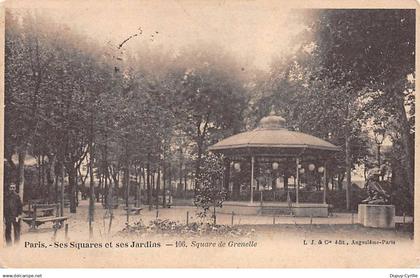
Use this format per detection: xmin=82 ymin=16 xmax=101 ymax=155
xmin=62 ymin=199 xmax=70 ymax=208
xmin=23 ymin=207 xmax=55 ymax=218
xmin=122 ymin=206 xmax=142 ymax=215
xmin=24 ymin=203 xmax=57 ymax=218
xmin=158 ymin=195 xmax=173 ymax=208
xmin=395 ymin=215 xmax=414 ymax=232
xmin=22 ymin=203 xmax=69 ymax=230
xmin=22 ymin=216 xmax=69 ymax=230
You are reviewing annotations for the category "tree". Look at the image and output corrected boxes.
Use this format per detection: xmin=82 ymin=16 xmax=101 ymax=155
xmin=256 ymin=53 xmax=370 ymax=199
xmin=299 ymin=9 xmax=415 ymax=209
xmin=170 ymin=45 xmax=249 ymax=191
xmin=5 ymin=11 xmax=58 ymax=200
xmin=194 ymin=153 xmax=226 ymax=224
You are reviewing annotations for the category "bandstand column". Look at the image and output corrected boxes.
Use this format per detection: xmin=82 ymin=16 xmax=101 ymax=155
xmin=296 ymin=158 xmax=299 ymax=204
xmin=250 ymin=156 xmax=255 ymax=203
xmin=323 ymin=162 xmax=327 ymax=204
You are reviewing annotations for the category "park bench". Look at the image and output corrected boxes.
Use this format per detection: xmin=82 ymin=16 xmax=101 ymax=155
xmin=23 ymin=202 xmax=56 ymax=218
xmin=22 ymin=216 xmax=69 ymax=230
xmin=394 ymin=215 xmax=414 ymax=232
xmin=23 ymin=207 xmax=55 ymax=218
xmin=121 ymin=198 xmax=142 ymax=214
xmin=22 ymin=203 xmax=69 ymax=231
xmin=158 ymin=195 xmax=173 ymax=208
xmin=122 ymin=206 xmax=143 ymax=215
xmin=62 ymin=198 xmax=70 ymax=208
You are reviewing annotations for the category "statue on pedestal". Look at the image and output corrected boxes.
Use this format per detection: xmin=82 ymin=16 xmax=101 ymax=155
xmin=361 ymin=168 xmax=390 ymax=205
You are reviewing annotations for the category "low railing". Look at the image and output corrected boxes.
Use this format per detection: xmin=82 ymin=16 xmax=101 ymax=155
xmin=226 ymin=189 xmax=325 ymax=203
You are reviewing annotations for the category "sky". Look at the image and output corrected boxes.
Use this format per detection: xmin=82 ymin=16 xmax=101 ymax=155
xmin=7 ymin=0 xmax=306 ymax=71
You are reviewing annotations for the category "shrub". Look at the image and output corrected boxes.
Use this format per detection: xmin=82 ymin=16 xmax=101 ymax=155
xmin=119 ymin=219 xmax=255 ymax=238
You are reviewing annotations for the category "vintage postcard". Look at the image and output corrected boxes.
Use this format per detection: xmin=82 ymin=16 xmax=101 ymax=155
xmin=0 ymin=0 xmax=419 ymax=268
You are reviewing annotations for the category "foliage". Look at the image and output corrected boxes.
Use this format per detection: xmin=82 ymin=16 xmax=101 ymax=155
xmin=5 ymin=9 xmax=251 ymax=212
xmin=303 ymin=9 xmax=415 ymax=207
xmin=194 ymin=154 xmax=227 ymax=221
xmin=5 ymin=8 xmax=415 ymax=216
xmin=119 ymin=219 xmax=255 ymax=238
xmin=169 ymin=45 xmax=249 ymax=186
xmin=252 ymin=10 xmax=414 ymax=209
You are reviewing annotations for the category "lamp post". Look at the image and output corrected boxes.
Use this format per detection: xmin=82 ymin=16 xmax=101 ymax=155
xmin=374 ymin=127 xmax=386 ymax=168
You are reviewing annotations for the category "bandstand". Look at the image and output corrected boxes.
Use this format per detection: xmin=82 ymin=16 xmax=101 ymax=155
xmin=208 ymin=111 xmax=340 ymax=217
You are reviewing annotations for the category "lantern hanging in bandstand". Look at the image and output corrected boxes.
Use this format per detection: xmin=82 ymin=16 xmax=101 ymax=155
xmin=308 ymin=163 xmax=316 ymax=171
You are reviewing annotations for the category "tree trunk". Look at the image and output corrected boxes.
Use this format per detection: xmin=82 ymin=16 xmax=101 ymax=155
xmin=41 ymin=155 xmax=46 ymax=199
xmin=178 ymin=152 xmax=183 ymax=196
xmin=47 ymin=154 xmax=57 ymax=202
xmin=54 ymin=172 xmax=59 ymax=204
xmin=103 ymin=171 xmax=108 ymax=206
xmin=89 ymin=146 xmax=95 ymax=238
xmin=67 ymin=165 xmax=77 ymax=213
xmin=147 ymin=154 xmax=152 ymax=210
xmin=125 ymin=159 xmax=130 ymax=223
xmin=116 ymin=171 xmax=120 ymax=193
xmin=124 ymin=164 xmax=129 ymax=208
xmin=75 ymin=167 xmax=79 ymax=205
xmin=345 ymin=133 xmax=352 ymax=211
xmin=134 ymin=164 xmax=139 ymax=207
xmin=18 ymin=150 xmax=26 ymax=201
xmin=60 ymin=162 xmax=65 ymax=216
xmin=156 ymin=168 xmax=160 ymax=209
xmin=152 ymin=173 xmax=155 ymax=196
xmin=184 ymin=173 xmax=187 ymax=195
xmin=37 ymin=156 xmax=42 ymax=195
xmin=163 ymin=163 xmax=166 ymax=207
xmin=107 ymin=166 xmax=114 ymax=233
xmin=140 ymin=167 xmax=146 ymax=207
xmin=396 ymin=94 xmax=414 ymax=199
xmin=106 ymin=168 xmax=113 ymax=210
xmin=283 ymin=174 xmax=288 ymax=191
xmin=168 ymin=162 xmax=172 ymax=194
xmin=96 ymin=175 xmax=101 ymax=203
xmin=194 ymin=143 xmax=203 ymax=192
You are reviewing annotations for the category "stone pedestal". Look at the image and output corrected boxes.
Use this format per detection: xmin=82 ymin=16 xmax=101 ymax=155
xmin=358 ymin=204 xmax=395 ymax=229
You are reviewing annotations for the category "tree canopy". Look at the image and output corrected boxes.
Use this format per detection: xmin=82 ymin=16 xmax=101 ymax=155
xmin=5 ymin=9 xmax=415 ymax=215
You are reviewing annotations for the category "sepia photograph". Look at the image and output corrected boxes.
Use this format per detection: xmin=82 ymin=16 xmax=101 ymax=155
xmin=0 ymin=0 xmax=418 ymax=269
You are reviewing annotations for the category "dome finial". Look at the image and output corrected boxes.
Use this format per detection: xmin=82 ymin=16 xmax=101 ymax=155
xmin=258 ymin=107 xmax=286 ymax=129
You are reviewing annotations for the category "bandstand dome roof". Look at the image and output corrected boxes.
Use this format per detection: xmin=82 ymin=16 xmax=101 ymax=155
xmin=208 ymin=111 xmax=340 ymax=156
